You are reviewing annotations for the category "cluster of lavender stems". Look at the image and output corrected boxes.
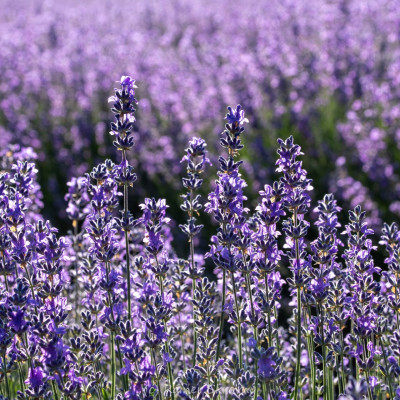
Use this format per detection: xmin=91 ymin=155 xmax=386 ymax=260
xmin=3 ymin=76 xmax=400 ymax=400
xmin=4 ymin=0 xmax=400 ymax=234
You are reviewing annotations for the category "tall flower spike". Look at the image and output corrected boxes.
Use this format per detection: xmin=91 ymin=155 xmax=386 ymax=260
xmin=109 ymin=76 xmax=138 ymax=323
xmin=343 ymin=205 xmax=381 ymax=400
xmin=205 ymin=104 xmax=248 ymax=384
xmin=180 ymin=137 xmax=211 ymax=367
xmin=65 ymin=176 xmax=90 ymax=323
xmin=85 ymin=161 xmax=126 ymax=397
xmin=380 ymin=223 xmax=400 ymax=398
xmin=253 ymin=182 xmax=285 ymax=352
xmin=277 ymin=136 xmax=312 ymax=400
xmin=307 ymin=194 xmax=342 ymax=399
xmin=140 ymin=197 xmax=175 ymax=400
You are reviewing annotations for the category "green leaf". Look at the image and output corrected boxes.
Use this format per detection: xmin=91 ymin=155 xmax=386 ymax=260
xmin=102 ymin=388 xmax=110 ymax=400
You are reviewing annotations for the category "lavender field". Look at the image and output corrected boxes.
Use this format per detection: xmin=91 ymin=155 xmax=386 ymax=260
xmin=1 ymin=0 xmax=400 ymax=399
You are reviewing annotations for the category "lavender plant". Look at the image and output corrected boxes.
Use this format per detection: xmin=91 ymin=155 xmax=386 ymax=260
xmin=2 ymin=75 xmax=400 ymax=400
xmin=180 ymin=137 xmax=211 ymax=366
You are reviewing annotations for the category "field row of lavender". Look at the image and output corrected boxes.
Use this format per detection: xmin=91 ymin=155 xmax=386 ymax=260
xmin=2 ymin=0 xmax=400 ymax=399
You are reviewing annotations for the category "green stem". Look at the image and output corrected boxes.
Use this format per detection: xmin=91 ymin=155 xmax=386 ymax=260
xmin=245 ymin=273 xmax=259 ymax=400
xmin=72 ymin=223 xmax=80 ymax=323
xmin=274 ymin=308 xmax=280 ymax=357
xmin=206 ymin=356 xmax=211 ymax=386
xmin=122 ymin=149 xmax=132 ymax=322
xmin=214 ymin=268 xmax=226 ymax=390
xmin=111 ymin=331 xmax=116 ymax=399
xmin=320 ymin=306 xmax=328 ymax=400
xmin=180 ymin=333 xmax=187 ymax=371
xmin=339 ymin=331 xmax=346 ymax=394
xmin=165 ymin=336 xmax=175 ymax=397
xmin=381 ymin=338 xmax=394 ymax=399
xmin=304 ymin=306 xmax=315 ymax=400
xmin=191 ymin=248 xmax=198 ymax=367
xmin=23 ymin=332 xmax=33 ymax=369
xmin=363 ymin=341 xmax=373 ymax=400
xmin=264 ymin=274 xmax=273 ymax=346
xmin=152 ymin=349 xmax=163 ymax=400
xmin=157 ymin=272 xmax=175 ymax=400
xmin=24 ymin=265 xmax=38 ymax=314
xmin=309 ymin=335 xmax=316 ymax=400
xmin=125 ymin=229 xmax=131 ymax=320
xmin=350 ymin=320 xmax=359 ymax=382
xmin=2 ymin=355 xmax=10 ymax=400
xmin=52 ymin=380 xmax=59 ymax=400
xmin=262 ymin=383 xmax=267 ymax=400
xmin=294 ymin=287 xmax=302 ymax=400
xmin=192 ymin=280 xmax=198 ymax=367
xmin=335 ymin=355 xmax=343 ymax=395
xmin=18 ymin=361 xmax=26 ymax=392
xmin=231 ymin=271 xmax=243 ymax=369
xmin=177 ymin=302 xmax=187 ymax=371
xmin=293 ymin=206 xmax=302 ymax=400
xmin=105 ymin=262 xmax=128 ymax=392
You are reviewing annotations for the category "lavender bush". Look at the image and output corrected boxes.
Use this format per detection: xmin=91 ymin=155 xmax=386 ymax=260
xmin=1 ymin=0 xmax=400 ymax=227
xmin=1 ymin=76 xmax=400 ymax=400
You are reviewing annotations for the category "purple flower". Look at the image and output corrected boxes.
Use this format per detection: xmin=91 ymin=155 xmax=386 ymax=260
xmin=119 ymin=75 xmax=136 ymax=90
xmin=258 ymin=353 xmax=276 ymax=378
xmin=257 ymin=348 xmax=283 ymax=383
xmin=25 ymin=367 xmax=45 ymax=389
xmin=225 ymin=105 xmax=249 ymax=127
xmin=163 ymin=351 xmax=173 ymax=365
xmin=8 ymin=308 xmax=28 ymax=334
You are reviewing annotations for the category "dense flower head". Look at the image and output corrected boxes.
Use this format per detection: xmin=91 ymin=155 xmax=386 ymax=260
xmin=109 ymin=76 xmax=138 ymax=115
xmin=26 ymin=367 xmax=45 ymax=389
xmin=140 ymin=198 xmax=170 ymax=226
xmin=225 ymin=105 xmax=249 ymax=127
xmin=257 ymin=347 xmax=284 ymax=383
xmin=181 ymin=137 xmax=210 ymax=164
xmin=119 ymin=75 xmax=136 ymax=91
xmin=108 ymin=75 xmax=138 ymax=152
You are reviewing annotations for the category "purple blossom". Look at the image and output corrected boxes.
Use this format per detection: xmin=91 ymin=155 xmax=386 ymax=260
xmin=225 ymin=105 xmax=249 ymax=127
xmin=25 ymin=367 xmax=45 ymax=389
